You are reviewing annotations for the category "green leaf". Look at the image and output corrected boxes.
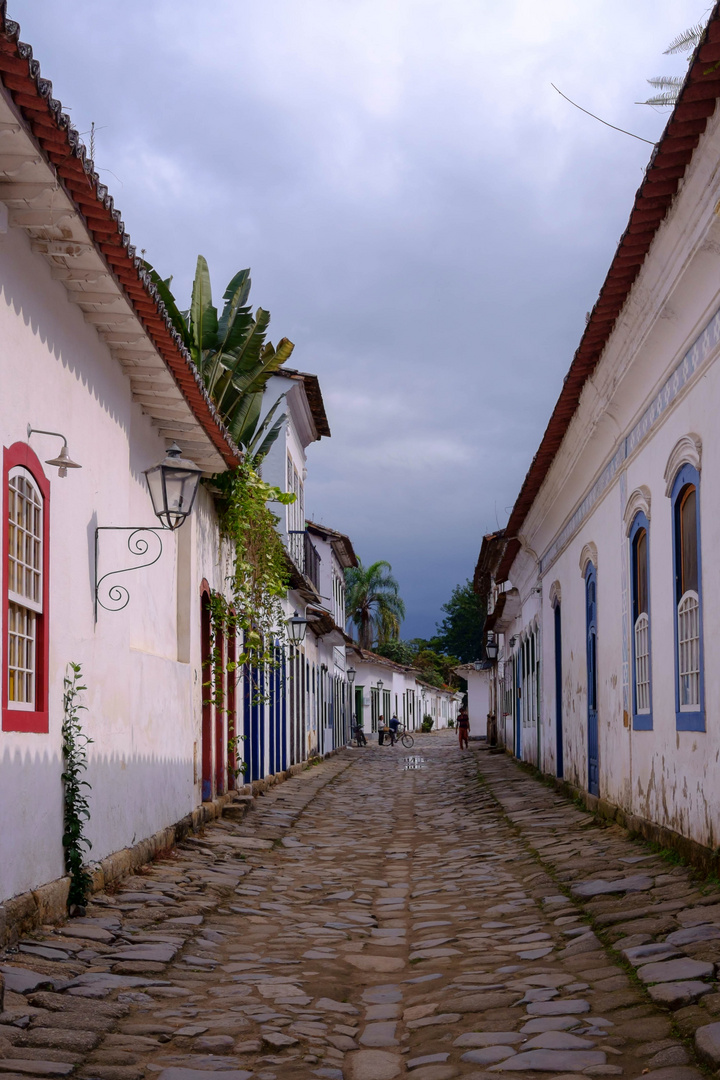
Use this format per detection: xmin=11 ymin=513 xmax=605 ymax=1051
xmin=141 ymin=260 xmax=190 ymax=347
xmin=190 ymin=255 xmax=218 ymax=367
xmin=245 ymin=396 xmax=287 ymax=462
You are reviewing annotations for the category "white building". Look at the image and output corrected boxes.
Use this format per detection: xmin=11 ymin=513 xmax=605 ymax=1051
xmin=0 ymin=20 xmax=348 ymax=930
xmin=347 ymin=646 xmax=460 ymax=738
xmin=0 ymin=27 xmax=243 ymax=908
xmin=474 ymin=19 xmax=720 ymax=852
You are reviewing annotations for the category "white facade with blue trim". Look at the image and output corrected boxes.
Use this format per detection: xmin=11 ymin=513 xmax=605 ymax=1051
xmin=477 ymin=90 xmax=720 ymax=851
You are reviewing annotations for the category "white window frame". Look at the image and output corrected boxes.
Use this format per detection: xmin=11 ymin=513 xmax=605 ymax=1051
xmin=678 ymin=589 xmax=700 ymax=710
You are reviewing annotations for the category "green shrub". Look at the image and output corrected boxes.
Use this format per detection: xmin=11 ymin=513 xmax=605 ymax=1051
xmin=421 ymin=714 xmax=434 ymax=733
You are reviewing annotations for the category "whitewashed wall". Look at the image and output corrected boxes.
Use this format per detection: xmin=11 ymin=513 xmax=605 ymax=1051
xmin=502 ymin=103 xmax=720 ymax=849
xmin=0 ymin=224 xmax=228 ymax=903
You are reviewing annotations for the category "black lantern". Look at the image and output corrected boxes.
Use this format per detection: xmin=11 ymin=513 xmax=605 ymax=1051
xmin=347 ymin=666 xmax=356 ymax=686
xmin=287 ymin=610 xmax=308 ymax=645
xmin=377 ymin=679 xmax=384 ymax=692
xmin=144 ymin=443 xmax=202 ymax=531
xmin=486 ymin=633 xmax=499 ymax=662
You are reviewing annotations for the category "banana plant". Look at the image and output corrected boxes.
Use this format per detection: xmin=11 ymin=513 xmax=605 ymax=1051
xmin=142 ymin=256 xmax=293 ymax=462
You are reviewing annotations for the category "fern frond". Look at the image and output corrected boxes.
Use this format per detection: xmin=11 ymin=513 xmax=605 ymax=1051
xmin=641 ymin=91 xmax=681 ymax=107
xmin=646 ymin=75 xmax=684 ymax=90
xmin=664 ymin=24 xmax=704 ymax=55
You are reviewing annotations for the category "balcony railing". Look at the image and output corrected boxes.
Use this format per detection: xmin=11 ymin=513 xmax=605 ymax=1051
xmin=288 ymin=530 xmax=321 ymax=592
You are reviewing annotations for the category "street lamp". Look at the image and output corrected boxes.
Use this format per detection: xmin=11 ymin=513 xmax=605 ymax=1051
xmin=95 ymin=442 xmax=202 ymax=618
xmin=377 ymin=679 xmax=384 ymax=692
xmin=287 ymin=610 xmax=309 ymax=645
xmin=485 ymin=633 xmax=499 ymax=662
xmin=347 ymin=666 xmax=356 ymax=686
xmin=28 ymin=425 xmax=82 ymax=478
xmin=143 ymin=443 xmax=203 ymax=531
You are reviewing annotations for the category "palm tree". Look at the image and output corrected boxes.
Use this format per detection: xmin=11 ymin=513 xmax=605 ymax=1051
xmin=143 ymin=256 xmax=293 ymax=462
xmin=640 ymin=24 xmax=706 ymax=107
xmin=345 ymin=559 xmax=406 ymax=650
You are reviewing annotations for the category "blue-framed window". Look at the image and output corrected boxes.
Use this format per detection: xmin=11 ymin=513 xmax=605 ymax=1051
xmin=585 ymin=562 xmax=599 ymax=797
xmin=671 ymin=463 xmax=704 ymax=731
xmin=629 ymin=511 xmax=652 ymax=730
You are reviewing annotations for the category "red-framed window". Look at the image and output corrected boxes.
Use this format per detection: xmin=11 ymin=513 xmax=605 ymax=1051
xmin=3 ymin=443 xmax=50 ymax=733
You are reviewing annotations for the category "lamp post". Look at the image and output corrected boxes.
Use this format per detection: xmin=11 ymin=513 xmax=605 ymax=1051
xmin=347 ymin=666 xmax=356 ymax=687
xmin=95 ymin=442 xmax=202 ymax=618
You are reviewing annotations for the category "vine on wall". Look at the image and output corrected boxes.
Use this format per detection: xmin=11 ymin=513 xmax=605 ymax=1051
xmin=61 ymin=662 xmax=93 ymax=910
xmin=205 ymin=462 xmax=295 ymax=778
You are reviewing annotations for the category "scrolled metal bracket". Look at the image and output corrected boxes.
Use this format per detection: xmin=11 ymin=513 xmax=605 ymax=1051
xmin=94 ymin=526 xmax=164 ymax=621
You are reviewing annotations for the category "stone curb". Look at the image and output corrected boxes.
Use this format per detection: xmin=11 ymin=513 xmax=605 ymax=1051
xmin=498 ymin=747 xmax=720 ymax=879
xmin=0 ymin=745 xmax=346 ymax=948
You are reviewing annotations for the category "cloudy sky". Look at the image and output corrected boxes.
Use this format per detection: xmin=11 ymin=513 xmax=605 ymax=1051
xmin=16 ymin=0 xmax=708 ymax=637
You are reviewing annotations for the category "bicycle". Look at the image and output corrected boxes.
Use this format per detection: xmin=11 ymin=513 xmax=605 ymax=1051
xmin=381 ymin=725 xmax=414 ymax=749
xmin=351 ymin=724 xmax=367 ymax=747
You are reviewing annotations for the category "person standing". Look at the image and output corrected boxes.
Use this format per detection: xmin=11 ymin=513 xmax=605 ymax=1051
xmin=378 ymin=715 xmax=385 ymax=745
xmin=457 ymin=708 xmax=470 ymax=750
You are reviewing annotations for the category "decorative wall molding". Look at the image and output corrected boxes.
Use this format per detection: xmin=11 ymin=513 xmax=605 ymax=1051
xmin=539 ymin=297 xmax=720 ymax=576
xmin=623 ymin=485 xmax=652 ymax=534
xmin=664 ymin=433 xmax=702 ymax=495
xmin=579 ymin=541 xmax=598 ymax=577
xmin=548 ymin=580 xmax=562 ymax=608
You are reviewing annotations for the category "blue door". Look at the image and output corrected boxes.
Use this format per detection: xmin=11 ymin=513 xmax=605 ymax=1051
xmin=554 ymin=603 xmax=564 ymax=778
xmin=585 ymin=564 xmax=599 ymax=796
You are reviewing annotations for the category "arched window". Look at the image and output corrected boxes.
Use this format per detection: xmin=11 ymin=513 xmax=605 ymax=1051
xmin=3 ymin=446 xmax=50 ymax=733
xmin=585 ymin=561 xmax=599 ymax=796
xmin=671 ymin=463 xmax=704 ymax=730
xmin=629 ymin=511 xmax=652 ymax=730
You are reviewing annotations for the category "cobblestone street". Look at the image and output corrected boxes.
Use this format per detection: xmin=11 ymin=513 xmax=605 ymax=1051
xmin=3 ymin=732 xmax=720 ymax=1080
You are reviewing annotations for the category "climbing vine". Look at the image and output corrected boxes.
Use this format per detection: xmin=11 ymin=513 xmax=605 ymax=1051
xmin=61 ymin=662 xmax=93 ymax=909
xmin=204 ymin=462 xmax=295 ymax=778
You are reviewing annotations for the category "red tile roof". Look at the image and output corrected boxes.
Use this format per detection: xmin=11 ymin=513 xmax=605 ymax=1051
xmin=497 ymin=2 xmax=720 ymax=582
xmin=0 ymin=5 xmax=241 ymax=470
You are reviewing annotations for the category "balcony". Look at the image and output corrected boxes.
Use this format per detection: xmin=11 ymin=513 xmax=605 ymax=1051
xmin=288 ymin=530 xmax=321 ymax=592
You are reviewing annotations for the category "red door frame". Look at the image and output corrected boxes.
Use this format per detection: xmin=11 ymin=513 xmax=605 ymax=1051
xmin=200 ymin=582 xmax=213 ymax=801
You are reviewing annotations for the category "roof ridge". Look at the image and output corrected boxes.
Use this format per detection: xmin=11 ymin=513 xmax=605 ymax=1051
xmin=0 ymin=7 xmax=241 ymax=470
xmin=497 ymin=1 xmax=720 ymax=581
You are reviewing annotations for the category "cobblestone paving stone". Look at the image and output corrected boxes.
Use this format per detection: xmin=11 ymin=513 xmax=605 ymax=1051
xmin=2 ymin=734 xmax=720 ymax=1079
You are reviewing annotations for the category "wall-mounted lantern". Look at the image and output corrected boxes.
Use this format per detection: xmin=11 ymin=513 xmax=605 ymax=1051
xmin=486 ymin=633 xmax=499 ymax=662
xmin=28 ymin=425 xmax=82 ymax=477
xmin=377 ymin=679 xmax=384 ymax=692
xmin=95 ymin=442 xmax=202 ymax=619
xmin=347 ymin=666 xmax=356 ymax=687
xmin=143 ymin=443 xmax=202 ymax=530
xmin=287 ymin=610 xmax=309 ymax=646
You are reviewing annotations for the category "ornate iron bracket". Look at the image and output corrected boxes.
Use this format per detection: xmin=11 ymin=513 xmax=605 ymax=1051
xmin=94 ymin=527 xmax=164 ymax=620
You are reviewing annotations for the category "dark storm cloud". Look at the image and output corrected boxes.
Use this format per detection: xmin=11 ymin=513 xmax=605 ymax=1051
xmin=15 ymin=0 xmax=706 ymax=635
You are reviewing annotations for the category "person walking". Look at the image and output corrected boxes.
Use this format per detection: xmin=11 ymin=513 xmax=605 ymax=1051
xmin=388 ymin=713 xmax=400 ymax=746
xmin=457 ymin=708 xmax=470 ymax=750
